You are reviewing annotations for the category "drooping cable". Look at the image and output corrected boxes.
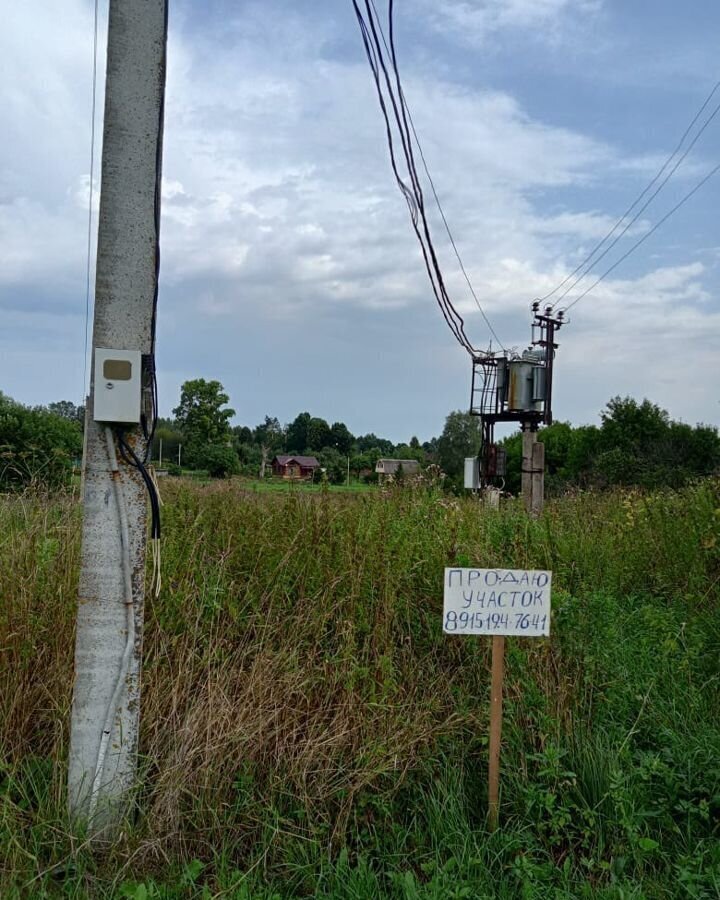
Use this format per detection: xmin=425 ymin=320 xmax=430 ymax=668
xmin=539 ymin=77 xmax=720 ymax=308
xmin=82 ymin=0 xmax=100 ymax=403
xmin=354 ymin=4 xmax=468 ymax=350
xmin=361 ymin=0 xmax=477 ymax=353
xmin=562 ymin=160 xmax=720 ymax=314
xmin=352 ymin=0 xmax=482 ymax=355
xmin=89 ymin=427 xmax=136 ymax=824
xmin=375 ymin=0 xmax=506 ymax=352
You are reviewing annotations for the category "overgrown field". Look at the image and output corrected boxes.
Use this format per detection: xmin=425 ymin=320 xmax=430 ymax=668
xmin=1 ymin=480 xmax=719 ymax=898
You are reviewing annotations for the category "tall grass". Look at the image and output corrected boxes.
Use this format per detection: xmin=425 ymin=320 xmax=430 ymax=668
xmin=1 ymin=480 xmax=719 ymax=897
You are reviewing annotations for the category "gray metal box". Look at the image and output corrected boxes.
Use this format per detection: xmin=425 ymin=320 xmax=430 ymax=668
xmin=93 ymin=348 xmax=142 ymax=423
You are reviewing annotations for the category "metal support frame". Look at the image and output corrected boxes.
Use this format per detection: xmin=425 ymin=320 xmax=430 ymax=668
xmin=468 ymin=305 xmax=563 ymax=489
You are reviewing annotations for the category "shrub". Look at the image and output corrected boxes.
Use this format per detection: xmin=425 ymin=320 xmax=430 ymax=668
xmin=202 ymin=444 xmax=240 ymax=478
xmin=0 ymin=394 xmax=82 ymax=490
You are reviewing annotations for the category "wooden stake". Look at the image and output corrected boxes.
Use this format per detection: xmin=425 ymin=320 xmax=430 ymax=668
xmin=488 ymin=634 xmax=505 ymax=831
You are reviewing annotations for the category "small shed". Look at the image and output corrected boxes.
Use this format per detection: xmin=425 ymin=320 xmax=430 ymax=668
xmin=375 ymin=458 xmax=421 ymax=481
xmin=272 ymin=454 xmax=320 ymax=480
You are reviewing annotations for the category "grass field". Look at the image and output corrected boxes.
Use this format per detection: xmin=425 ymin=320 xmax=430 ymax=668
xmin=1 ymin=480 xmax=719 ymax=897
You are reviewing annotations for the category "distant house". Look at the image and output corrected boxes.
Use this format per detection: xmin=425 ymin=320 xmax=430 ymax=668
xmin=272 ymin=454 xmax=320 ymax=480
xmin=375 ymin=458 xmax=421 ymax=481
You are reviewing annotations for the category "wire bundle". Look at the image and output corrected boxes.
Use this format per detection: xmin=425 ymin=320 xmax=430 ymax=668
xmin=352 ymin=0 xmax=488 ymax=356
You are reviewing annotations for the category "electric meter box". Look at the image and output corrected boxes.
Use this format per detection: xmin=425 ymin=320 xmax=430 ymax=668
xmin=93 ymin=348 xmax=142 ymax=423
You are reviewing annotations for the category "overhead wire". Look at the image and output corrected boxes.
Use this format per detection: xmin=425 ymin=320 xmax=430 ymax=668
xmin=83 ymin=0 xmax=100 ymax=403
xmin=352 ymin=0 xmax=490 ymax=356
xmin=549 ymin=90 xmax=720 ymax=310
xmin=538 ymin=77 xmax=720 ymax=309
xmin=354 ymin=2 xmax=472 ymax=353
xmin=373 ymin=0 xmax=506 ymax=352
xmin=562 ymin=159 xmax=720 ymax=314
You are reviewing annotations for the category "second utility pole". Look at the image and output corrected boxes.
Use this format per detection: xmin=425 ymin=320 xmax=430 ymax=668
xmin=521 ymin=428 xmax=545 ymax=517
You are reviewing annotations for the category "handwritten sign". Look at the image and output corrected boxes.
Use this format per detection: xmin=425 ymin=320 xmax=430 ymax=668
xmin=443 ymin=568 xmax=551 ymax=636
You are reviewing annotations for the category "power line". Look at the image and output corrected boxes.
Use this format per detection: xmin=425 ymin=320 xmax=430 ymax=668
xmin=562 ymin=160 xmax=720 ymax=313
xmin=83 ymin=0 xmax=99 ymax=403
xmin=539 ymin=77 xmax=720 ymax=308
xmin=549 ymin=91 xmax=720 ymax=310
xmin=371 ymin=0 xmax=506 ymax=352
xmin=352 ymin=0 xmax=483 ymax=356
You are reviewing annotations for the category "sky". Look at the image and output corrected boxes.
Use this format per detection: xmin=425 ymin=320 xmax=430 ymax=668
xmin=1 ymin=0 xmax=719 ymax=443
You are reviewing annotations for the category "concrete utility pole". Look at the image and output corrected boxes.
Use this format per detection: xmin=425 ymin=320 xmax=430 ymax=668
xmin=521 ymin=429 xmax=545 ymax=517
xmin=68 ymin=0 xmax=168 ymax=834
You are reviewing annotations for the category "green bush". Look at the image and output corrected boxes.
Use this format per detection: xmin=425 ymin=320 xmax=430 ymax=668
xmin=202 ymin=444 xmax=240 ymax=478
xmin=0 ymin=393 xmax=82 ymax=490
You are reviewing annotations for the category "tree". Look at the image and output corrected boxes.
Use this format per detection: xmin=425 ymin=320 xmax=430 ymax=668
xmin=330 ymin=421 xmax=354 ymax=455
xmin=318 ymin=446 xmax=346 ymax=484
xmin=287 ymin=412 xmax=311 ymax=453
xmin=356 ymin=432 xmax=395 ymax=455
xmin=306 ymin=416 xmax=331 ymax=451
xmin=232 ymin=425 xmax=253 ymax=445
xmin=394 ymin=443 xmax=424 ymax=462
xmin=599 ymin=397 xmax=669 ymax=455
xmin=47 ymin=400 xmax=85 ymax=427
xmin=437 ymin=411 xmax=481 ymax=486
xmin=173 ymin=379 xmax=235 ymax=466
xmin=0 ymin=394 xmax=83 ymax=490
xmin=254 ymin=415 xmax=285 ymax=478
xmin=203 ymin=444 xmax=240 ymax=479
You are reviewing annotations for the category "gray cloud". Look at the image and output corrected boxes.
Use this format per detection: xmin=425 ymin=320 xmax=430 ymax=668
xmin=1 ymin=0 xmax=718 ymax=437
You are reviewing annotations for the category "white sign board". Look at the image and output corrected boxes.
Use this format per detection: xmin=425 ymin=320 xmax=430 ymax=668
xmin=443 ymin=568 xmax=551 ymax=636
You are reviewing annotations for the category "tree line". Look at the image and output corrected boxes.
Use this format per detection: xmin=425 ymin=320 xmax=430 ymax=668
xmin=1 ymin=380 xmax=718 ymax=492
xmin=154 ymin=378 xmax=436 ymax=482
xmin=502 ymin=396 xmax=720 ymax=493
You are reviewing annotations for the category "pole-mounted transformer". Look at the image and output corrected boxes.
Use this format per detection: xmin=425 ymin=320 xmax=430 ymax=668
xmin=468 ymin=304 xmax=564 ymax=490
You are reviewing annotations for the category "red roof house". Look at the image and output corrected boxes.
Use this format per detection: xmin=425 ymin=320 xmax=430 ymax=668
xmin=272 ymin=455 xmax=320 ymax=480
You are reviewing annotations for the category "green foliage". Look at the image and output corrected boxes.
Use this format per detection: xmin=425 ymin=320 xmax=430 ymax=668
xmin=0 ymin=394 xmax=82 ymax=490
xmin=437 ymin=410 xmax=482 ymax=488
xmin=502 ymin=397 xmax=720 ymax=494
xmin=286 ymin=411 xmax=312 ymax=453
xmin=254 ymin=415 xmax=285 ymax=451
xmin=173 ymin=379 xmax=235 ymax=466
xmin=330 ymin=421 xmax=354 ymax=455
xmin=2 ymin=481 xmax=719 ymax=896
xmin=317 ymin=446 xmax=347 ymax=484
xmin=202 ymin=444 xmax=240 ymax=478
xmin=46 ymin=399 xmax=85 ymax=428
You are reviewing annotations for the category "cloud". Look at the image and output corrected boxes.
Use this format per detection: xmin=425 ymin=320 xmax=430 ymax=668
xmin=415 ymin=0 xmax=602 ymax=48
xmin=0 ymin=0 xmax=717 ymax=437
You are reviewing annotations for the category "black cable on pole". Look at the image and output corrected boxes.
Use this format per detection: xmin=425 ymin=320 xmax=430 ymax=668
xmin=116 ymin=429 xmax=161 ymax=540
